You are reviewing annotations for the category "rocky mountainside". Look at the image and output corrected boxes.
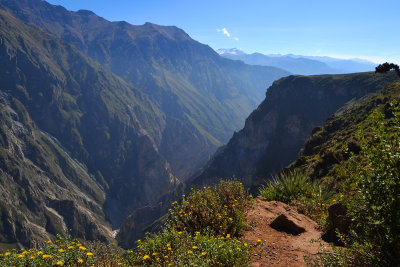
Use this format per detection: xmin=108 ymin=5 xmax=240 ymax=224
xmin=0 ymin=6 xmax=179 ymax=246
xmin=0 ymin=0 xmax=290 ymax=179
xmin=190 ymin=72 xmax=398 ymax=191
xmin=288 ymin=80 xmax=400 ymax=181
xmin=217 ymin=48 xmax=376 ymax=75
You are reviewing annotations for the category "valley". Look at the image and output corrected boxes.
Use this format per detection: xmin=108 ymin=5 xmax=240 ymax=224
xmin=0 ymin=0 xmax=398 ymax=266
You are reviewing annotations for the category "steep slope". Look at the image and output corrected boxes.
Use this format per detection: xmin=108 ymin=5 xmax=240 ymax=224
xmin=190 ymin=72 xmax=398 ymax=191
xmin=218 ymin=49 xmax=376 ymax=75
xmin=0 ymin=0 xmax=290 ymax=178
xmin=288 ymin=81 xmax=400 ymax=181
xmin=0 ymin=7 xmax=177 ymax=232
xmin=0 ymin=92 xmax=112 ymax=248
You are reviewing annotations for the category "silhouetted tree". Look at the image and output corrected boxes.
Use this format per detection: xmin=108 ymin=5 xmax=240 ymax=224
xmin=375 ymin=62 xmax=400 ymax=77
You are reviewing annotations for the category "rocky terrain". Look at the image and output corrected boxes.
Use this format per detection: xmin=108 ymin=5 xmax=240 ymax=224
xmin=190 ymin=71 xmax=398 ymax=191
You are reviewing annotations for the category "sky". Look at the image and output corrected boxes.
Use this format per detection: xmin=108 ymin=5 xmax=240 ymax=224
xmin=46 ymin=0 xmax=400 ymax=64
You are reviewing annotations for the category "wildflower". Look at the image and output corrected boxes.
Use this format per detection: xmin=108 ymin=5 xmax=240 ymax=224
xmin=86 ymin=252 xmax=93 ymax=256
xmin=4 ymin=252 xmax=10 ymax=256
xmin=56 ymin=261 xmax=63 ymax=266
xmin=42 ymin=254 xmax=52 ymax=259
xmin=178 ymin=232 xmax=182 ymax=235
xmin=79 ymin=246 xmax=87 ymax=250
xmin=59 ymin=249 xmax=65 ymax=253
xmin=257 ymin=239 xmax=262 ymax=243
xmin=187 ymin=250 xmax=193 ymax=254
xmin=30 ymin=256 xmax=35 ymax=259
xmin=201 ymin=252 xmax=207 ymax=256
xmin=46 ymin=240 xmax=52 ymax=244
xmin=226 ymin=234 xmax=231 ymax=238
xmin=143 ymin=255 xmax=150 ymax=260
xmin=37 ymin=251 xmax=43 ymax=255
xmin=17 ymin=254 xmax=24 ymax=258
xmin=192 ymin=246 xmax=198 ymax=249
xmin=67 ymin=246 xmax=74 ymax=249
xmin=152 ymin=252 xmax=157 ymax=256
xmin=78 ymin=259 xmax=84 ymax=263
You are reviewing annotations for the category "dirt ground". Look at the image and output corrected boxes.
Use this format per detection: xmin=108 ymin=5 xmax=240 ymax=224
xmin=243 ymin=198 xmax=330 ymax=266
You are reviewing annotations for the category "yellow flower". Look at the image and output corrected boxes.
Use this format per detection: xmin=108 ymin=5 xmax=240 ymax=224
xmin=143 ymin=255 xmax=150 ymax=260
xmin=42 ymin=254 xmax=52 ymax=259
xmin=68 ymin=246 xmax=74 ymax=249
xmin=86 ymin=252 xmax=94 ymax=256
xmin=226 ymin=234 xmax=231 ymax=238
xmin=166 ymin=243 xmax=171 ymax=247
xmin=178 ymin=232 xmax=182 ymax=235
xmin=78 ymin=259 xmax=84 ymax=263
xmin=30 ymin=256 xmax=35 ymax=259
xmin=257 ymin=239 xmax=262 ymax=243
xmin=46 ymin=240 xmax=52 ymax=244
xmin=59 ymin=249 xmax=65 ymax=253
xmin=79 ymin=246 xmax=87 ymax=251
xmin=201 ymin=252 xmax=207 ymax=256
xmin=18 ymin=254 xmax=24 ymax=258
xmin=152 ymin=252 xmax=157 ymax=256
xmin=168 ymin=247 xmax=172 ymax=251
xmin=187 ymin=250 xmax=193 ymax=254
xmin=37 ymin=251 xmax=43 ymax=255
xmin=5 ymin=252 xmax=11 ymax=256
xmin=56 ymin=261 xmax=63 ymax=266
xmin=192 ymin=246 xmax=198 ymax=249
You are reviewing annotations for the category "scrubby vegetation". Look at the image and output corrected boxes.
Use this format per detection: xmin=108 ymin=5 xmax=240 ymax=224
xmin=0 ymin=180 xmax=254 ymax=266
xmin=260 ymin=90 xmax=400 ymax=266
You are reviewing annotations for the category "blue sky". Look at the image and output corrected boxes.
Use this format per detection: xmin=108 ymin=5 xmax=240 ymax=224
xmin=46 ymin=0 xmax=399 ymax=64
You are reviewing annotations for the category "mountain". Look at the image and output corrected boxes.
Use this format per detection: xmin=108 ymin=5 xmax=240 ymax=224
xmin=288 ymin=80 xmax=400 ymax=181
xmin=189 ymin=71 xmax=399 ymax=191
xmin=0 ymin=0 xmax=290 ymax=180
xmin=0 ymin=6 xmax=179 ymax=246
xmin=217 ymin=48 xmax=376 ymax=75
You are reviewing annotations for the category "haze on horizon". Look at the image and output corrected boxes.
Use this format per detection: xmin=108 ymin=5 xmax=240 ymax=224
xmin=47 ymin=0 xmax=399 ymax=64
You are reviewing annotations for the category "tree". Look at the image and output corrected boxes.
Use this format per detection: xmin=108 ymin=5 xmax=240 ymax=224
xmin=375 ymin=62 xmax=400 ymax=77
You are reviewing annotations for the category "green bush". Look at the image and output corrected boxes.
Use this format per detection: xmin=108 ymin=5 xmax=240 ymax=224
xmin=128 ymin=179 xmax=253 ymax=266
xmin=169 ymin=179 xmax=251 ymax=237
xmin=316 ymin=102 xmax=400 ymax=266
xmin=126 ymin=229 xmax=251 ymax=266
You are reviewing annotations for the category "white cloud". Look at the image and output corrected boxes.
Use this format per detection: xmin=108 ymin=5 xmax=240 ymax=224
xmin=234 ymin=37 xmax=239 ymax=41
xmin=217 ymin=28 xmax=230 ymax=37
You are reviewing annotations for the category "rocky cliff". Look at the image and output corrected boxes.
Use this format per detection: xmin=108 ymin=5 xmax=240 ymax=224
xmin=0 ymin=0 xmax=290 ymax=179
xmin=0 ymin=7 xmax=178 ymax=244
xmin=190 ymin=72 xmax=399 ymax=191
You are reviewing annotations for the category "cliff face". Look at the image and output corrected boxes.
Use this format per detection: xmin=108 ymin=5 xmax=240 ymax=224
xmin=0 ymin=7 xmax=178 ymax=243
xmin=0 ymin=92 xmax=112 ymax=248
xmin=190 ymin=72 xmax=399 ymax=190
xmin=0 ymin=0 xmax=290 ymax=179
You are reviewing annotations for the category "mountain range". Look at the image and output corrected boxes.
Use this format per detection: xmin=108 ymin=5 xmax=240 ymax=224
xmin=217 ymin=48 xmax=376 ymax=75
xmin=0 ymin=0 xmax=290 ymax=244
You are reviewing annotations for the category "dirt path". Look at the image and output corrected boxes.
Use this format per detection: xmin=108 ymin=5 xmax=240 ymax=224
xmin=243 ymin=198 xmax=330 ymax=266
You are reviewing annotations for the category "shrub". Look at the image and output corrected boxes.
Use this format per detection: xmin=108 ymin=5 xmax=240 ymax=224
xmin=169 ymin=179 xmax=251 ymax=237
xmin=315 ymin=102 xmax=400 ymax=266
xmin=126 ymin=229 xmax=251 ymax=266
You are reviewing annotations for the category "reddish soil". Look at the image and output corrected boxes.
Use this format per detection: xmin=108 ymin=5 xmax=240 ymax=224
xmin=243 ymin=198 xmax=330 ymax=267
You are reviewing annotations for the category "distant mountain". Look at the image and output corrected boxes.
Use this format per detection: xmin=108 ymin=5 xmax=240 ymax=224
xmin=0 ymin=6 xmax=179 ymax=246
xmin=189 ymin=71 xmax=398 ymax=191
xmin=0 ymin=0 xmax=290 ymax=181
xmin=217 ymin=48 xmax=376 ymax=75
